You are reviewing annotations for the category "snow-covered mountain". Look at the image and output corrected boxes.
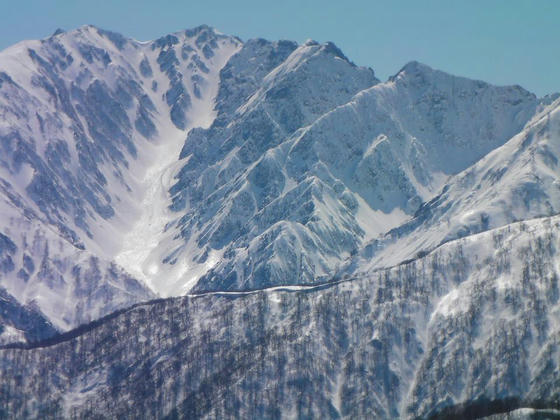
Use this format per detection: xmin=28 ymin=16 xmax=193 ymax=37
xmin=0 ymin=24 xmax=559 ymax=419
xmin=0 ymin=25 xmax=242 ymax=329
xmin=345 ymin=94 xmax=560 ymax=275
xmin=0 ymin=24 xmax=546 ymax=313
xmin=169 ymin=55 xmax=539 ymax=294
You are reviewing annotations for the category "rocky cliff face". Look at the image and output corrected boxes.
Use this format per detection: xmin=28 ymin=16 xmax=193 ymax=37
xmin=0 ymin=25 xmax=559 ymax=419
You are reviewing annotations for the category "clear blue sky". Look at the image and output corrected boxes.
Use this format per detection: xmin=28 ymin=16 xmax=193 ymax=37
xmin=1 ymin=0 xmax=558 ymax=96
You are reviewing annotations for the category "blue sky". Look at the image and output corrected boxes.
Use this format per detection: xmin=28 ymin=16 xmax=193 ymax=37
xmin=1 ymin=0 xmax=558 ymax=96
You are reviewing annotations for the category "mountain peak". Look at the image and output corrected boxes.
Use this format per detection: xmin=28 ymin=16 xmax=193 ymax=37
xmin=51 ymin=28 xmax=65 ymax=37
xmin=404 ymin=59 xmax=433 ymax=72
xmin=540 ymin=92 xmax=560 ymax=107
xmin=321 ymin=41 xmax=352 ymax=64
xmin=390 ymin=60 xmax=434 ymax=81
xmin=75 ymin=23 xmax=101 ymax=33
xmin=390 ymin=60 xmax=537 ymax=102
xmin=184 ymin=24 xmax=215 ymax=37
xmin=47 ymin=24 xmax=131 ymax=51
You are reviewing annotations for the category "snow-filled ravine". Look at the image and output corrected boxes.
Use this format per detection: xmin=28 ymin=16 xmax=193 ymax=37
xmin=115 ymin=35 xmax=241 ymax=297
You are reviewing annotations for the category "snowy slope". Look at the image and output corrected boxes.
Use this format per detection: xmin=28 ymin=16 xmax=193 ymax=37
xmin=0 ymin=25 xmax=241 ymax=328
xmin=347 ymin=96 xmax=560 ymax=274
xmin=113 ymin=28 xmax=242 ymax=293
xmin=0 ymin=24 xmax=556 ymax=329
xmin=168 ymin=59 xmax=539 ymax=293
xmin=166 ymin=40 xmax=379 ymax=293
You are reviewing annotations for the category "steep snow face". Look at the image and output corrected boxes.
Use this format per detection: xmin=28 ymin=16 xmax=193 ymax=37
xmin=285 ymin=61 xmax=537 ymax=214
xmin=387 ymin=61 xmax=538 ymax=174
xmin=166 ymin=40 xmax=380 ymax=293
xmin=0 ymin=25 xmax=241 ymax=326
xmin=349 ymin=97 xmax=560 ymax=274
xmin=166 ymin=58 xmax=538 ymax=293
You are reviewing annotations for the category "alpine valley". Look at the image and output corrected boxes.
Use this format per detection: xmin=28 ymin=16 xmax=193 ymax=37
xmin=0 ymin=25 xmax=559 ymax=419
